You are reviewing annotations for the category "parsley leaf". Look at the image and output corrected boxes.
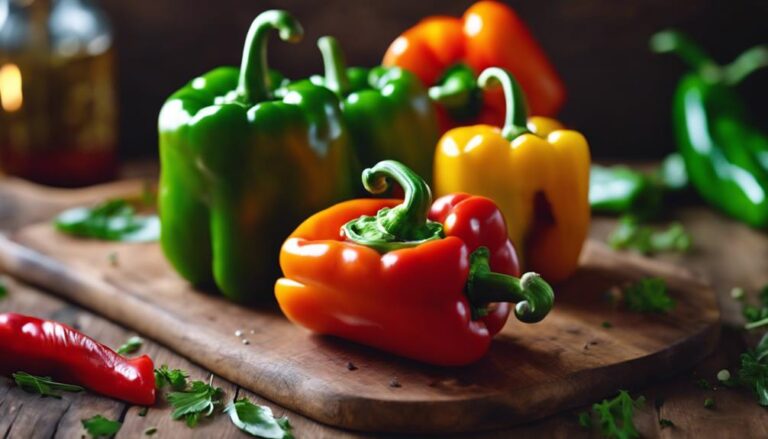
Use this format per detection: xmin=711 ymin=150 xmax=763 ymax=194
xmin=12 ymin=372 xmax=84 ymax=398
xmin=659 ymin=418 xmax=675 ymax=428
xmin=116 ymin=336 xmax=143 ymax=355
xmin=0 ymin=276 xmax=7 ymax=300
xmin=155 ymin=365 xmax=188 ymax=390
xmin=226 ymin=398 xmax=294 ymax=439
xmin=82 ymin=414 xmax=121 ymax=438
xmin=738 ymin=333 xmax=768 ymax=406
xmin=609 ymin=216 xmax=691 ymax=255
xmin=740 ymin=285 xmax=768 ymax=329
xmin=624 ymin=278 xmax=675 ymax=313
xmin=167 ymin=378 xmax=224 ymax=428
xmin=55 ymin=198 xmax=159 ymax=242
xmin=577 ymin=411 xmax=592 ymax=429
xmin=592 ymin=390 xmax=645 ymax=439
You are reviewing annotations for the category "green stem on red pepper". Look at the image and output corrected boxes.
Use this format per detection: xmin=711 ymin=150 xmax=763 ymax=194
xmin=343 ymin=160 xmax=444 ymax=252
xmin=236 ymin=10 xmax=303 ymax=104
xmin=465 ymin=247 xmax=554 ymax=323
xmin=428 ymin=64 xmax=483 ymax=120
xmin=478 ymin=67 xmax=530 ymax=140
xmin=317 ymin=35 xmax=351 ymax=96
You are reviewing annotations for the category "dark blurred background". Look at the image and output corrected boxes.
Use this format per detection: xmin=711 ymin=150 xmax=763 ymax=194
xmin=99 ymin=0 xmax=768 ymax=160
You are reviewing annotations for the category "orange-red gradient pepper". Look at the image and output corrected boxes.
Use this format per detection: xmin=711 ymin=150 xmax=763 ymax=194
xmin=434 ymin=68 xmax=590 ymax=283
xmin=275 ymin=160 xmax=554 ymax=366
xmin=382 ymin=1 xmax=565 ymax=133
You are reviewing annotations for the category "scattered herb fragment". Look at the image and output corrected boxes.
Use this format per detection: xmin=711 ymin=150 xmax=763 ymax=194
xmin=592 ymin=390 xmax=645 ymax=439
xmin=602 ymin=321 xmax=613 ymax=329
xmin=116 ymin=336 xmax=143 ymax=355
xmin=154 ymin=365 xmax=188 ymax=390
xmin=82 ymin=414 xmax=122 ymax=438
xmin=717 ymin=369 xmax=731 ymax=382
xmin=167 ymin=377 xmax=224 ymax=428
xmin=624 ymin=277 xmax=675 ymax=313
xmin=12 ymin=372 xmax=84 ymax=398
xmin=704 ymin=398 xmax=715 ymax=409
xmin=609 ymin=216 xmax=691 ymax=255
xmin=737 ymin=332 xmax=768 ymax=406
xmin=55 ymin=198 xmax=160 ymax=242
xmin=0 ymin=276 xmax=7 ymax=299
xmin=138 ymin=407 xmax=149 ymax=417
xmin=741 ymin=285 xmax=768 ymax=329
xmin=731 ymin=287 xmax=745 ymax=301
xmin=659 ymin=418 xmax=675 ymax=428
xmin=226 ymin=398 xmax=294 ymax=439
xmin=144 ymin=427 xmax=157 ymax=436
xmin=694 ymin=378 xmax=711 ymax=390
xmin=577 ymin=411 xmax=592 ymax=429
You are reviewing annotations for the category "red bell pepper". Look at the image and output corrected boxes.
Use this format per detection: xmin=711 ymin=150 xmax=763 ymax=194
xmin=275 ymin=160 xmax=554 ymax=366
xmin=382 ymin=1 xmax=566 ymax=133
xmin=0 ymin=313 xmax=156 ymax=405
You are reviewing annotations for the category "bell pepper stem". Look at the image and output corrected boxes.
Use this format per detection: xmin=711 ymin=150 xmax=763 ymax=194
xmin=343 ymin=160 xmax=444 ymax=253
xmin=724 ymin=45 xmax=768 ymax=85
xmin=236 ymin=10 xmax=303 ymax=104
xmin=650 ymin=30 xmax=721 ymax=81
xmin=478 ymin=67 xmax=530 ymax=141
xmin=429 ymin=64 xmax=477 ymax=109
xmin=317 ymin=36 xmax=351 ymax=96
xmin=466 ymin=247 xmax=554 ymax=323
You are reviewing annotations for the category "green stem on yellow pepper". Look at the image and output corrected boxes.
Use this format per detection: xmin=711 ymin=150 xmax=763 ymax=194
xmin=478 ymin=67 xmax=530 ymax=141
xmin=236 ymin=10 xmax=303 ymax=104
xmin=465 ymin=247 xmax=554 ymax=323
xmin=343 ymin=160 xmax=444 ymax=253
xmin=317 ymin=36 xmax=351 ymax=96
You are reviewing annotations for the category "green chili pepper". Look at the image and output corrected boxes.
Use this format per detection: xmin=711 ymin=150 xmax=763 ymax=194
xmin=158 ymin=10 xmax=355 ymax=301
xmin=652 ymin=30 xmax=768 ymax=227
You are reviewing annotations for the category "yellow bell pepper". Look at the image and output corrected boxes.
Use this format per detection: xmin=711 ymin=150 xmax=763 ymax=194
xmin=434 ymin=68 xmax=590 ymax=282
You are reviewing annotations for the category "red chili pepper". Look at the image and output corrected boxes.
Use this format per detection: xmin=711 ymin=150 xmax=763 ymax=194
xmin=0 ymin=313 xmax=156 ymax=405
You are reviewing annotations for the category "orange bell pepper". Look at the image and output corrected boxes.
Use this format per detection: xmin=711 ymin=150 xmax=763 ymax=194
xmin=434 ymin=68 xmax=590 ymax=283
xmin=275 ymin=160 xmax=554 ymax=365
xmin=382 ymin=1 xmax=565 ymax=133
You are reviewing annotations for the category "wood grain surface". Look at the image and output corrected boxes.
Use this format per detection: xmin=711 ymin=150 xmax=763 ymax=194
xmin=0 ymin=179 xmax=720 ymax=433
xmin=2 ymin=171 xmax=768 ymax=438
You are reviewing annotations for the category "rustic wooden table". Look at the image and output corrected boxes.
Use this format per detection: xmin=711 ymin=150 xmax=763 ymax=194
xmin=1 ymin=166 xmax=768 ymax=439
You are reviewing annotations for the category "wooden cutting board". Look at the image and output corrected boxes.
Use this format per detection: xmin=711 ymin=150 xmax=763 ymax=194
xmin=0 ymin=180 xmax=720 ymax=434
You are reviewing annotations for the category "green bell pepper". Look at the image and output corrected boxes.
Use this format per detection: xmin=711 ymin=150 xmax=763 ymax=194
xmin=652 ymin=30 xmax=768 ymax=227
xmin=308 ymin=36 xmax=439 ymax=181
xmin=158 ymin=10 xmax=354 ymax=302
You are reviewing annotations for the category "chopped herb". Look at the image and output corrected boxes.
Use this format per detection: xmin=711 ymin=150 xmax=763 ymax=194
xmin=167 ymin=377 xmax=224 ymax=428
xmin=82 ymin=414 xmax=121 ymax=438
xmin=144 ymin=427 xmax=157 ymax=436
xmin=608 ymin=216 xmax=691 ymax=255
xmin=741 ymin=285 xmax=768 ymax=329
xmin=0 ymin=276 xmax=7 ymax=299
xmin=659 ymin=418 xmax=675 ymax=428
xmin=704 ymin=398 xmax=715 ymax=409
xmin=694 ymin=378 xmax=711 ymax=390
xmin=737 ymin=332 xmax=768 ymax=406
xmin=577 ymin=411 xmax=592 ymax=429
xmin=138 ymin=407 xmax=149 ymax=417
xmin=731 ymin=287 xmax=746 ymax=301
xmin=226 ymin=398 xmax=293 ymax=439
xmin=155 ymin=365 xmax=188 ymax=390
xmin=602 ymin=321 xmax=613 ymax=329
xmin=624 ymin=278 xmax=675 ymax=313
xmin=108 ymin=252 xmax=119 ymax=267
xmin=12 ymin=372 xmax=84 ymax=398
xmin=592 ymin=390 xmax=645 ymax=439
xmin=55 ymin=198 xmax=160 ymax=242
xmin=116 ymin=336 xmax=143 ymax=355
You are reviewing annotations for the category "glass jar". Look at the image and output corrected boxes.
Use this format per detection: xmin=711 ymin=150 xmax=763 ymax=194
xmin=0 ymin=0 xmax=117 ymax=186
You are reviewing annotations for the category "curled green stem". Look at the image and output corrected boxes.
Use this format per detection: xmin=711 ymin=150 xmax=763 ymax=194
xmin=343 ymin=160 xmax=443 ymax=253
xmin=466 ymin=247 xmax=554 ymax=323
xmin=236 ymin=10 xmax=303 ymax=104
xmin=478 ymin=67 xmax=530 ymax=141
